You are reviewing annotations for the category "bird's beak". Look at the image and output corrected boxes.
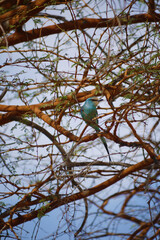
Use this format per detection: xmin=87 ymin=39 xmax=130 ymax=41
xmin=98 ymin=99 xmax=103 ymax=102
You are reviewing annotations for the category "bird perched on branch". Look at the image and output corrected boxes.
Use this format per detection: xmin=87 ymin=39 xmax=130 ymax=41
xmin=80 ymin=97 xmax=111 ymax=162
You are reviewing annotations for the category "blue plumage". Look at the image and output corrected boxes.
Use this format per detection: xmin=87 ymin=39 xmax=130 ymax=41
xmin=80 ymin=97 xmax=111 ymax=162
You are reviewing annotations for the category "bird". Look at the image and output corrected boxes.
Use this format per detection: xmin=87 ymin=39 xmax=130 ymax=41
xmin=80 ymin=97 xmax=111 ymax=162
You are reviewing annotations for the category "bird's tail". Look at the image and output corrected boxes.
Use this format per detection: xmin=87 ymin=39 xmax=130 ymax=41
xmin=100 ymin=136 xmax=111 ymax=162
xmin=94 ymin=127 xmax=111 ymax=162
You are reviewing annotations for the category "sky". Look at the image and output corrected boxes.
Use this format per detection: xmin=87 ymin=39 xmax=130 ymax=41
xmin=0 ymin=1 xmax=159 ymax=239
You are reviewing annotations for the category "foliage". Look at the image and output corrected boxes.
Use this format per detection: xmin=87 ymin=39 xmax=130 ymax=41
xmin=0 ymin=0 xmax=160 ymax=239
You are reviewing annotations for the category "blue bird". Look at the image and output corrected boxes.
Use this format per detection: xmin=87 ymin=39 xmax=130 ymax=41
xmin=80 ymin=97 xmax=111 ymax=162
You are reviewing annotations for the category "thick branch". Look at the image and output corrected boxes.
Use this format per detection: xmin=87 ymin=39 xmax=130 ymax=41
xmin=0 ymin=13 xmax=160 ymax=47
xmin=0 ymin=0 xmax=71 ymax=36
xmin=1 ymin=156 xmax=159 ymax=230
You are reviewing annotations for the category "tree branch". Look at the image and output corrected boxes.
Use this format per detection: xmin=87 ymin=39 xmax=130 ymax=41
xmin=1 ymin=155 xmax=159 ymax=231
xmin=0 ymin=13 xmax=160 ymax=47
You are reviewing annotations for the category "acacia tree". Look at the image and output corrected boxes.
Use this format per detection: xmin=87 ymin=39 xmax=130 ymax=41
xmin=0 ymin=0 xmax=160 ymax=239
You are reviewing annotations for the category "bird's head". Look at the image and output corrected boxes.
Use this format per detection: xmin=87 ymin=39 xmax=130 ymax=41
xmin=88 ymin=97 xmax=103 ymax=106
